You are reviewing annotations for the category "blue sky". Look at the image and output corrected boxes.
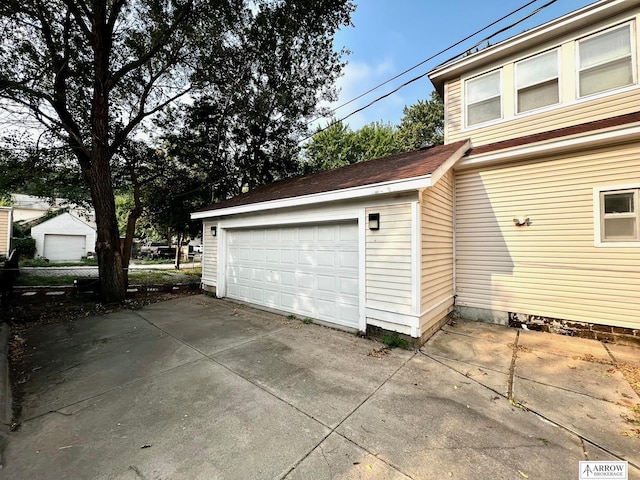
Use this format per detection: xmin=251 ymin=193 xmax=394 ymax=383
xmin=323 ymin=0 xmax=595 ymax=130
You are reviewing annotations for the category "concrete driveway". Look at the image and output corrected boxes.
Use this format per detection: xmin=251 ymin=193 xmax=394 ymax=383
xmin=2 ymin=295 xmax=639 ymax=479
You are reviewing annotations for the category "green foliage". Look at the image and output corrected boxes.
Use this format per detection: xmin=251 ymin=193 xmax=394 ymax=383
xmin=396 ymin=91 xmax=445 ymax=149
xmin=12 ymin=237 xmax=36 ymax=259
xmin=381 ymin=333 xmax=409 ymax=350
xmin=1 ymin=0 xmax=354 ymax=302
xmin=302 ymin=317 xmax=313 ymax=324
xmin=302 ymin=120 xmax=402 ymax=174
xmin=301 ymin=91 xmax=444 ymax=175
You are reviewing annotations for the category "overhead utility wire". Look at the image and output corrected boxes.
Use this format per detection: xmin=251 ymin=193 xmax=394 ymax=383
xmin=308 ymin=0 xmax=543 ymax=126
xmin=303 ymin=0 xmax=559 ymax=143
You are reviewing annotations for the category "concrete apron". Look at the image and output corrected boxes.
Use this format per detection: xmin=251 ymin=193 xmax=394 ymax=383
xmin=0 ymin=295 xmax=638 ymax=479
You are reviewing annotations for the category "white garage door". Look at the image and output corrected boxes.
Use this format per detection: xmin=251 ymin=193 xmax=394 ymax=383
xmin=226 ymin=223 xmax=360 ymax=329
xmin=44 ymin=234 xmax=86 ymax=261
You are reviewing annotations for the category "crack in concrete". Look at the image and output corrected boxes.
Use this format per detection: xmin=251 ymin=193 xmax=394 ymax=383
xmin=420 ymin=349 xmax=640 ymax=471
xmin=507 ymin=330 xmax=520 ymax=401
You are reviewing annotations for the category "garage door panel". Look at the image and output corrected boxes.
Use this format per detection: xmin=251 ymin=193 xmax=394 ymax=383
xmin=227 ymin=223 xmax=359 ymax=329
xmin=44 ymin=234 xmax=86 ymax=261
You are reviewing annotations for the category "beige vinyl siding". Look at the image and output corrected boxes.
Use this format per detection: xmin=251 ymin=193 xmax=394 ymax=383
xmin=420 ymin=170 xmax=455 ymax=327
xmin=0 ymin=208 xmax=10 ymax=256
xmin=202 ymin=220 xmax=218 ymax=286
xmin=443 ymin=10 xmax=640 ymax=146
xmin=366 ymin=203 xmax=413 ymax=314
xmin=455 ymin=142 xmax=640 ymax=330
xmin=447 ymin=82 xmax=640 ymax=147
xmin=444 ymin=79 xmax=462 ymax=145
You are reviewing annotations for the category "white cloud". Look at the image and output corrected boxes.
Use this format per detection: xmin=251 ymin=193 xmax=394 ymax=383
xmin=315 ymin=57 xmax=422 ymax=131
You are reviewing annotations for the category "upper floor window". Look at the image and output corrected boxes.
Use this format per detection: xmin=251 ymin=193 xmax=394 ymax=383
xmin=516 ymin=50 xmax=559 ymax=113
xmin=466 ymin=70 xmax=501 ymax=126
xmin=578 ymin=24 xmax=634 ymax=97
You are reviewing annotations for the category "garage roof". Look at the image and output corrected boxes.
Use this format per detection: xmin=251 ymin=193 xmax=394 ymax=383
xmin=192 ymin=139 xmax=470 ymax=219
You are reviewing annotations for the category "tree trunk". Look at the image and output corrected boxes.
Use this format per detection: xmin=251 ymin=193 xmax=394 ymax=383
xmin=121 ymin=167 xmax=143 ymax=284
xmin=87 ymin=159 xmax=127 ymax=303
xmin=87 ymin=3 xmax=126 ymax=304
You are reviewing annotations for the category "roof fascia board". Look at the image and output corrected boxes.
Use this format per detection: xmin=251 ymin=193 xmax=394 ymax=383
xmin=457 ymin=123 xmax=640 ymax=170
xmin=191 ymin=175 xmax=434 ymax=220
xmin=430 ymin=140 xmax=470 ymax=185
xmin=428 ymin=0 xmax=628 ymax=84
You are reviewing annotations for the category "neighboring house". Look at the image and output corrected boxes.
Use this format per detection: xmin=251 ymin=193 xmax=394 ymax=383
xmin=0 ymin=207 xmax=12 ymax=258
xmin=193 ymin=0 xmax=640 ymax=341
xmin=427 ymin=0 xmax=640 ymax=335
xmin=11 ymin=194 xmax=96 ymax=226
xmin=31 ymin=212 xmax=97 ymax=261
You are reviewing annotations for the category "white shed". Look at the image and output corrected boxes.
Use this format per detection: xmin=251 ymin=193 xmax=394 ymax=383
xmin=31 ymin=212 xmax=97 ymax=261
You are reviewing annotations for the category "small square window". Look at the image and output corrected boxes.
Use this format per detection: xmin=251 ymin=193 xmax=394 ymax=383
xmin=599 ymin=189 xmax=640 ymax=243
xmin=465 ymin=70 xmax=502 ymax=127
xmin=578 ymin=24 xmax=635 ymax=97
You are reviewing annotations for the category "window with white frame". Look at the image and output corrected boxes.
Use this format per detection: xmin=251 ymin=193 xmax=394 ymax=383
xmin=599 ymin=188 xmax=640 ymax=243
xmin=578 ymin=23 xmax=634 ymax=97
xmin=465 ymin=69 xmax=502 ymax=126
xmin=516 ymin=49 xmax=559 ymax=113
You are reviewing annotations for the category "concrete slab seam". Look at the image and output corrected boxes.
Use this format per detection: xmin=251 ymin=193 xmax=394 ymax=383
xmin=17 ymin=356 xmax=206 ymax=425
xmin=130 ymin=308 xmax=291 ymax=358
xmin=277 ymin=351 xmax=422 ymax=480
xmin=419 ymin=351 xmax=639 ymax=471
xmin=507 ymin=330 xmax=520 ymax=401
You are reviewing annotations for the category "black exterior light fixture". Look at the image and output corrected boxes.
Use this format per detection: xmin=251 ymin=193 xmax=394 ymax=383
xmin=368 ymin=213 xmax=380 ymax=230
xmin=211 ymin=225 xmax=217 ymax=236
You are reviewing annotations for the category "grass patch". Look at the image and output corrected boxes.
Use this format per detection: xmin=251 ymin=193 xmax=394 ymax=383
xmin=131 ymin=258 xmax=175 ymax=265
xmin=302 ymin=317 xmax=313 ymax=324
xmin=15 ymin=275 xmax=78 ymax=286
xmin=381 ymin=333 xmax=409 ymax=350
xmin=19 ymin=258 xmax=98 ymax=267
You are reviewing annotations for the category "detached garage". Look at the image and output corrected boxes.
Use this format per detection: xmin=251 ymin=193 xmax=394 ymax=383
xmin=192 ymin=140 xmax=470 ymax=342
xmin=31 ymin=212 xmax=97 ymax=261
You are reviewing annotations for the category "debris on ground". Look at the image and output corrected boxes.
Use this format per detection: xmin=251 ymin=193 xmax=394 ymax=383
xmin=367 ymin=346 xmax=390 ymax=358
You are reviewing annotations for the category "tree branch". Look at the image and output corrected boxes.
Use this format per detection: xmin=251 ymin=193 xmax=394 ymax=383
xmin=109 ymin=0 xmax=194 ymax=88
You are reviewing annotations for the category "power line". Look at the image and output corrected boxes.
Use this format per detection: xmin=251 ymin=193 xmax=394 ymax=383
xmin=303 ymin=0 xmax=559 ymax=143
xmin=309 ymin=0 xmax=543 ymax=125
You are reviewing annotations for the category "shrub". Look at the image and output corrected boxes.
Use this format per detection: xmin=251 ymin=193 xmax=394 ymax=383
xmin=12 ymin=237 xmax=36 ymax=259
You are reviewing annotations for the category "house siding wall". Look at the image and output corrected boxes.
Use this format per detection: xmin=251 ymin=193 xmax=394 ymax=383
xmin=420 ymin=170 xmax=455 ymax=329
xmin=202 ymin=220 xmax=218 ymax=287
xmin=444 ymin=10 xmax=640 ymax=146
xmin=0 ymin=207 xmax=12 ymax=257
xmin=365 ymin=203 xmax=413 ymax=315
xmin=455 ymin=142 xmax=640 ymax=330
xmin=446 ymin=85 xmax=640 ymax=147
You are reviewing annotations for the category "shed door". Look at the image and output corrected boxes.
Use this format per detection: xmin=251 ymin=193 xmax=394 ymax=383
xmin=226 ymin=223 xmax=360 ymax=329
xmin=44 ymin=234 xmax=86 ymax=261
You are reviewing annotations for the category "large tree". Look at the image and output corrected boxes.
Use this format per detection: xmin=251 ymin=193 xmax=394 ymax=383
xmin=0 ymin=0 xmax=353 ymax=302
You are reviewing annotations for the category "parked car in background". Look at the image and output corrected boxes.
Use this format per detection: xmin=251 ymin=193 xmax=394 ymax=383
xmin=138 ymin=242 xmax=176 ymax=260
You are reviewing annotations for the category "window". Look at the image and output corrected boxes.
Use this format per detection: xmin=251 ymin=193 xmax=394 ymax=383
xmin=516 ymin=50 xmax=559 ymax=113
xmin=466 ymin=70 xmax=501 ymax=126
xmin=598 ymin=188 xmax=640 ymax=243
xmin=578 ymin=24 xmax=634 ymax=97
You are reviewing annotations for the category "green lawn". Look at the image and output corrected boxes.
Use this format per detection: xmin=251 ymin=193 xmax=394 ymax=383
xmin=15 ymin=268 xmax=202 ymax=287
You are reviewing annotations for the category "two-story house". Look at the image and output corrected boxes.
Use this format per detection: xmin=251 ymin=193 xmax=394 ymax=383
xmin=428 ymin=0 xmax=640 ymax=338
xmin=192 ymin=0 xmax=639 ymax=344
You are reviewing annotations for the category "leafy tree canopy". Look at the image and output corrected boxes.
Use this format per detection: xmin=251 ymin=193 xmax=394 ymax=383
xmin=0 ymin=0 xmax=354 ymax=301
xmin=302 ymin=91 xmax=444 ymax=174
